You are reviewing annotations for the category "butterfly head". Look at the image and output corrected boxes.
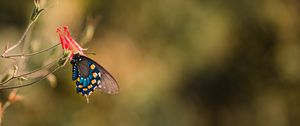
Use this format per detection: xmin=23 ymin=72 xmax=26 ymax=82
xmin=70 ymin=53 xmax=83 ymax=64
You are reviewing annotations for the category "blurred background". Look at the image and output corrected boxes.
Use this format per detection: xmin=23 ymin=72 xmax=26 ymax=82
xmin=0 ymin=0 xmax=299 ymax=125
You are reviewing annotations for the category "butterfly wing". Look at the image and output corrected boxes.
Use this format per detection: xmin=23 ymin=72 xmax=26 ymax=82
xmin=73 ymin=59 xmax=97 ymax=96
xmin=94 ymin=61 xmax=119 ymax=95
xmin=74 ymin=55 xmax=119 ymax=95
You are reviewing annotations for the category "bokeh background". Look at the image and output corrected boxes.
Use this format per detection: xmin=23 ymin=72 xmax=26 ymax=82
xmin=0 ymin=0 xmax=300 ymax=126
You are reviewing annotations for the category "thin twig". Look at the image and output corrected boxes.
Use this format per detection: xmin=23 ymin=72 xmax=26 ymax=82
xmin=0 ymin=59 xmax=58 ymax=85
xmin=0 ymin=66 xmax=62 ymax=90
xmin=2 ymin=102 xmax=10 ymax=112
xmin=16 ymin=60 xmax=58 ymax=77
xmin=2 ymin=43 xmax=60 ymax=58
xmin=2 ymin=21 xmax=35 ymax=56
xmin=1 ymin=89 xmax=19 ymax=110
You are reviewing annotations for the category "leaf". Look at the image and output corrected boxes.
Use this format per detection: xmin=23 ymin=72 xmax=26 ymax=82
xmin=30 ymin=5 xmax=44 ymax=21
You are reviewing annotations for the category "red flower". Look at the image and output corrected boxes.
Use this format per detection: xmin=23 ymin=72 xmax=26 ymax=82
xmin=56 ymin=26 xmax=85 ymax=59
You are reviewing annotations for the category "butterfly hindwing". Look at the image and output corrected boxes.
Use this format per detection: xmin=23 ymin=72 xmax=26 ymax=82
xmin=71 ymin=54 xmax=119 ymax=96
xmin=94 ymin=61 xmax=119 ymax=95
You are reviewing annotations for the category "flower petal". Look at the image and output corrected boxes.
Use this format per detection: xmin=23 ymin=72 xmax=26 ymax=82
xmin=56 ymin=26 xmax=85 ymax=59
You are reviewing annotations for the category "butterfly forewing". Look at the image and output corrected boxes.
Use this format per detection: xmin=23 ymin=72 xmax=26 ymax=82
xmin=77 ymin=60 xmax=90 ymax=77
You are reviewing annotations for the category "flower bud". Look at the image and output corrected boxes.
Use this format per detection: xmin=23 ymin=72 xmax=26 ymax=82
xmin=8 ymin=90 xmax=23 ymax=103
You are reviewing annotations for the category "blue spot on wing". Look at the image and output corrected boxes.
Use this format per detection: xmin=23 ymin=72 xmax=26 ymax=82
xmin=72 ymin=59 xmax=102 ymax=96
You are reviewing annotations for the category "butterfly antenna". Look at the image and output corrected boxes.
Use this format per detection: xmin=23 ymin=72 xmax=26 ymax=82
xmin=84 ymin=52 xmax=96 ymax=55
xmin=85 ymin=95 xmax=90 ymax=104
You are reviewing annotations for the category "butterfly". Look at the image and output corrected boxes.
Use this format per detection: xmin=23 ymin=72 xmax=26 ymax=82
xmin=70 ymin=53 xmax=119 ymax=102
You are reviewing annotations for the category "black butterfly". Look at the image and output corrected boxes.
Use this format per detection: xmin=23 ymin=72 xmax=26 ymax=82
xmin=70 ymin=53 xmax=119 ymax=101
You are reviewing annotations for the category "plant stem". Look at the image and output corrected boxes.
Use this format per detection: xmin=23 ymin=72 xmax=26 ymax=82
xmin=0 ymin=66 xmax=62 ymax=90
xmin=2 ymin=43 xmax=60 ymax=58
xmin=2 ymin=21 xmax=35 ymax=56
xmin=0 ymin=59 xmax=58 ymax=85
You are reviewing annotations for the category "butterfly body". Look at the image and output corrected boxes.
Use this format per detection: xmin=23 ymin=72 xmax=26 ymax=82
xmin=70 ymin=54 xmax=119 ymax=98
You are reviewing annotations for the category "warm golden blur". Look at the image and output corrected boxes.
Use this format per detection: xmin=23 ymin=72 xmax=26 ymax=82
xmin=0 ymin=0 xmax=300 ymax=125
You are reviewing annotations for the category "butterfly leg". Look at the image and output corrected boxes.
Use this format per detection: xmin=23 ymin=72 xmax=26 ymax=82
xmin=85 ymin=95 xmax=89 ymax=103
